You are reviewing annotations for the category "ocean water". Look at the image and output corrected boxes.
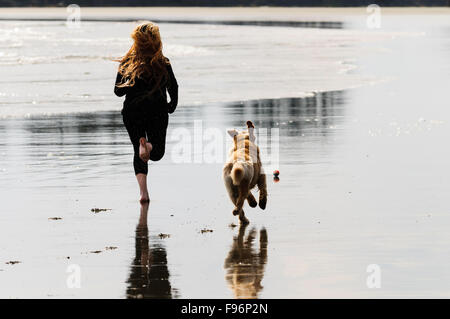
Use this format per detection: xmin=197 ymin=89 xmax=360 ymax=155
xmin=1 ymin=10 xmax=450 ymax=298
xmin=0 ymin=18 xmax=418 ymax=118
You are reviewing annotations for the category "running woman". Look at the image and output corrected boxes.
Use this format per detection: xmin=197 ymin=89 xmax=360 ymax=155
xmin=114 ymin=22 xmax=178 ymax=202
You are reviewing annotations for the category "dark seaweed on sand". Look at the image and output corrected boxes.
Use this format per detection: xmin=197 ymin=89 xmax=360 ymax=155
xmin=91 ymin=208 xmax=112 ymax=213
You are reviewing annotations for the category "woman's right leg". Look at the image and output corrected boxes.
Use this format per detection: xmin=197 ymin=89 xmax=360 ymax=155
xmin=139 ymin=137 xmax=153 ymax=162
xmin=146 ymin=112 xmax=169 ymax=162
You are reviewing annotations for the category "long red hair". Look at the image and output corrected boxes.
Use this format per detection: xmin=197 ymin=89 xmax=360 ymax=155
xmin=116 ymin=21 xmax=169 ymax=93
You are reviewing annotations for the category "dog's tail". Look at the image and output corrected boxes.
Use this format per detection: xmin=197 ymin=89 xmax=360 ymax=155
xmin=231 ymin=163 xmax=245 ymax=186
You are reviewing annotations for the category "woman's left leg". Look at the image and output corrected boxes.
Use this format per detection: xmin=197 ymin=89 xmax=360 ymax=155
xmin=123 ymin=112 xmax=151 ymax=202
xmin=136 ymin=173 xmax=149 ymax=203
xmin=134 ymin=111 xmax=169 ymax=203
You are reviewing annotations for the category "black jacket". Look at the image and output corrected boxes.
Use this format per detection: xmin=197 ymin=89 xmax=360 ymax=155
xmin=114 ymin=63 xmax=178 ymax=114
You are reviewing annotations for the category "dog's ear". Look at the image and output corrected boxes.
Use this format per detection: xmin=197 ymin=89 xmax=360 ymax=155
xmin=247 ymin=121 xmax=256 ymax=142
xmin=248 ymin=128 xmax=256 ymax=142
xmin=227 ymin=129 xmax=238 ymax=138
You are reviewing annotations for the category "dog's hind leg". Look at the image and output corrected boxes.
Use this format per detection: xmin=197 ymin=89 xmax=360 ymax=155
xmin=239 ymin=210 xmax=249 ymax=224
xmin=257 ymin=174 xmax=267 ymax=210
xmin=233 ymin=184 xmax=249 ymax=219
xmin=224 ymin=163 xmax=240 ymax=209
xmin=247 ymin=193 xmax=258 ymax=208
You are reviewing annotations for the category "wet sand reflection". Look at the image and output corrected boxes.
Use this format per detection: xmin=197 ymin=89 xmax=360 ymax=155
xmin=224 ymin=224 xmax=268 ymax=299
xmin=126 ymin=203 xmax=174 ymax=299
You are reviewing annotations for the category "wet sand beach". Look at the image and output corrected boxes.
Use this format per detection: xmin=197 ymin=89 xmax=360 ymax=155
xmin=1 ymin=8 xmax=450 ymax=298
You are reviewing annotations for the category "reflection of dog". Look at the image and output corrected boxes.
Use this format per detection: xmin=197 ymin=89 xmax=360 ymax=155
xmin=223 ymin=121 xmax=267 ymax=224
xmin=224 ymin=224 xmax=268 ymax=299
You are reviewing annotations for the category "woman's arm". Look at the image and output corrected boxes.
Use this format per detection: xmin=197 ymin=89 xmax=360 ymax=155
xmin=166 ymin=64 xmax=178 ymax=114
xmin=114 ymin=71 xmax=129 ymax=97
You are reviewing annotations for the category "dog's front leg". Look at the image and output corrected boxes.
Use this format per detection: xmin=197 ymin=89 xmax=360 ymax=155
xmin=257 ymin=174 xmax=267 ymax=210
xmin=247 ymin=193 xmax=258 ymax=207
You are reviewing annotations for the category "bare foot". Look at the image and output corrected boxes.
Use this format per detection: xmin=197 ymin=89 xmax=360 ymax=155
xmin=139 ymin=138 xmax=151 ymax=162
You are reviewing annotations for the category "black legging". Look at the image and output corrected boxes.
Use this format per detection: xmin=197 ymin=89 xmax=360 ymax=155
xmin=123 ymin=105 xmax=169 ymax=175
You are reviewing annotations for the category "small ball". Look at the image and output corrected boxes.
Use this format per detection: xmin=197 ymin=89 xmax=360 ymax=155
xmin=273 ymin=170 xmax=280 ymax=177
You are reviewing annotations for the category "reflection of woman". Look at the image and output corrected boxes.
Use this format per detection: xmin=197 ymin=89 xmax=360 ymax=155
xmin=224 ymin=224 xmax=268 ymax=299
xmin=114 ymin=22 xmax=178 ymax=203
xmin=126 ymin=202 xmax=173 ymax=299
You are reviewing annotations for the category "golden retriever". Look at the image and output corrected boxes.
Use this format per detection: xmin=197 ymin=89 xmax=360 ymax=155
xmin=223 ymin=121 xmax=267 ymax=224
